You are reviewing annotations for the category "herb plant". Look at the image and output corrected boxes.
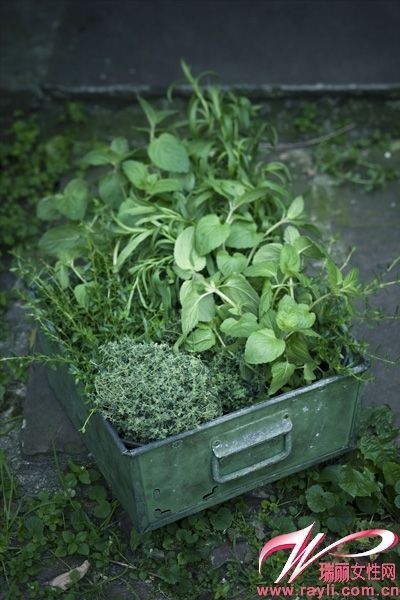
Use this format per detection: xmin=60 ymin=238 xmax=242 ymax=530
xmin=19 ymin=62 xmax=399 ymax=443
xmin=93 ymin=339 xmax=222 ymax=442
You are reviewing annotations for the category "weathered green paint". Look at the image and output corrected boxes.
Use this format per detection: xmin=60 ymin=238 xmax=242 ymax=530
xmin=39 ymin=332 xmax=367 ymax=532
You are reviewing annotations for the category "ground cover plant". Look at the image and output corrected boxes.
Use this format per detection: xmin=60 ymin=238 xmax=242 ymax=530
xmin=17 ymin=63 xmax=400 ymax=444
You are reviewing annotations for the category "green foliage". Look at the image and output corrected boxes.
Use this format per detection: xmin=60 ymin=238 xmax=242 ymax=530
xmin=314 ymin=130 xmax=399 ymax=191
xmin=17 ymin=63 xmax=400 ymax=436
xmin=294 ymin=102 xmax=320 ymax=133
xmin=0 ymin=454 xmax=121 ymax=598
xmin=0 ymin=110 xmax=77 ymax=251
xmin=93 ymin=339 xmax=222 ymax=442
xmin=291 ymin=101 xmax=399 ymax=192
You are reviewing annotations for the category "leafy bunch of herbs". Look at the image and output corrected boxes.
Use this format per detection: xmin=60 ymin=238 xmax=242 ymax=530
xmin=18 ymin=63 xmax=399 ymax=440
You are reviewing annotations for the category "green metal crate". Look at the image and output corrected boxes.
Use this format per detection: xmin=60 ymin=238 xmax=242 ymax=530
xmin=39 ymin=332 xmax=367 ymax=532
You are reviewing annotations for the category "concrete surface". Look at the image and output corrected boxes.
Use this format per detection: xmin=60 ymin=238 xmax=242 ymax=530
xmin=1 ymin=0 xmax=400 ymax=104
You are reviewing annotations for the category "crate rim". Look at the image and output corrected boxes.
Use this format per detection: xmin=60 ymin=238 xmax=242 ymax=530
xmin=101 ymin=360 xmax=369 ymax=457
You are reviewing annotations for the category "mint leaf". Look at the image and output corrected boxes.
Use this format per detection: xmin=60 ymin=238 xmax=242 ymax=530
xmin=276 ymin=295 xmax=316 ymax=332
xmin=269 ymin=361 xmax=296 ymax=395
xmin=226 ymin=221 xmax=263 ymax=249
xmin=245 ymin=328 xmax=285 ymax=364
xmin=38 ymin=225 xmax=86 ymax=260
xmin=195 ymin=214 xmax=230 ymax=255
xmin=148 ymin=133 xmax=190 ymax=173
xmin=216 ymin=251 xmax=247 ymax=276
xmin=122 ymin=160 xmax=148 ymax=190
xmin=174 ymin=227 xmax=206 ymax=272
xmin=221 ymin=313 xmax=259 ymax=338
xmin=279 ymin=244 xmax=300 ymax=276
xmin=57 ymin=179 xmax=89 ymax=221
xmin=98 ymin=172 xmax=124 ymax=208
xmin=186 ymin=326 xmax=216 ymax=352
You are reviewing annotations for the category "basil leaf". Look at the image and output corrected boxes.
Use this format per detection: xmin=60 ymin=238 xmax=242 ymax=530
xmin=326 ymin=258 xmax=343 ymax=291
xmin=233 ymin=187 xmax=267 ymax=208
xmin=293 ymin=235 xmax=325 ymax=258
xmin=180 ymin=281 xmax=215 ymax=334
xmin=252 ymin=243 xmax=282 ymax=264
xmin=304 ymin=362 xmax=317 ymax=382
xmin=74 ymin=283 xmax=90 ymax=310
xmin=283 ymin=225 xmax=300 ymax=245
xmin=286 ymin=196 xmax=304 ymax=220
xmin=244 ymin=261 xmax=277 ymax=278
xmin=221 ymin=274 xmax=259 ymax=314
xmin=259 ymin=280 xmax=273 ymax=317
xmin=286 ymin=333 xmax=313 ymax=364
xmin=147 ymin=178 xmax=182 ymax=196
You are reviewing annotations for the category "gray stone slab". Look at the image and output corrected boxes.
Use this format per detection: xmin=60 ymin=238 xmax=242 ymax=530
xmin=21 ymin=361 xmax=86 ymax=455
xmin=1 ymin=0 xmax=400 ymax=103
xmin=0 ymin=0 xmax=65 ymax=104
xmin=44 ymin=0 xmax=400 ymax=89
xmin=0 ymin=425 xmax=89 ymax=495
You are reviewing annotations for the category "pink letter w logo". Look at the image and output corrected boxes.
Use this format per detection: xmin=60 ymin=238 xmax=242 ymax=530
xmin=259 ymin=524 xmax=398 ymax=583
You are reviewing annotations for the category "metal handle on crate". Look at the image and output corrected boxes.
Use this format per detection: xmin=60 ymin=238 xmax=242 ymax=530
xmin=211 ymin=416 xmax=293 ymax=484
